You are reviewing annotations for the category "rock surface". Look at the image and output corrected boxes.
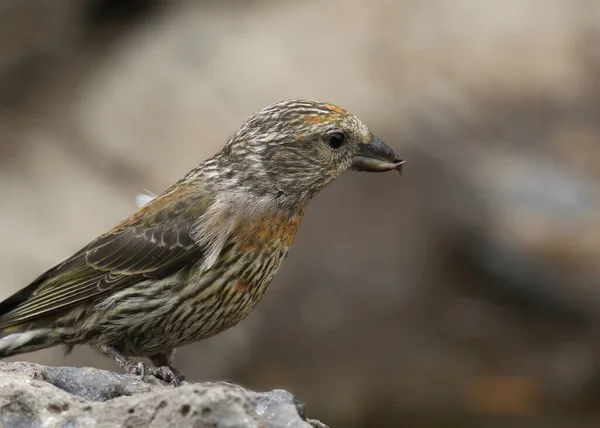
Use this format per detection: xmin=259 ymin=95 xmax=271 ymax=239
xmin=0 ymin=362 xmax=327 ymax=428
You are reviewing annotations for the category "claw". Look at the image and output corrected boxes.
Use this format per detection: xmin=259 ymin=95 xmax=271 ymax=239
xmin=171 ymin=372 xmax=181 ymax=388
xmin=123 ymin=359 xmax=184 ymax=387
xmin=125 ymin=360 xmax=147 ymax=381
xmin=136 ymin=362 xmax=146 ymax=381
xmin=147 ymin=366 xmax=182 ymax=387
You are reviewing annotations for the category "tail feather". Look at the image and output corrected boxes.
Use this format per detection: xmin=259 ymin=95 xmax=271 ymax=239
xmin=0 ymin=329 xmax=67 ymax=358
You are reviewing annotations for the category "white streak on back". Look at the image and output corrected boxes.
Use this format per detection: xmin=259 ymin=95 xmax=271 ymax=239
xmin=136 ymin=190 xmax=157 ymax=208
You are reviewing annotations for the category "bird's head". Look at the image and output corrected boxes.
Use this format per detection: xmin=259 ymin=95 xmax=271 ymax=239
xmin=211 ymin=100 xmax=404 ymax=203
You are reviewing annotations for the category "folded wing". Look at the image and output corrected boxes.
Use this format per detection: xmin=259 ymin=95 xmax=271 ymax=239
xmin=0 ymin=182 xmax=214 ymax=329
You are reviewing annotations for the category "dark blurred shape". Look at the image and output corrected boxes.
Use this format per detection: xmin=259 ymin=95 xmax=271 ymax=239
xmin=0 ymin=0 xmax=163 ymax=113
xmin=84 ymin=0 xmax=162 ymax=27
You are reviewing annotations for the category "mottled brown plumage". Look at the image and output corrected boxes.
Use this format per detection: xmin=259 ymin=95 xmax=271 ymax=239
xmin=0 ymin=99 xmax=403 ymax=385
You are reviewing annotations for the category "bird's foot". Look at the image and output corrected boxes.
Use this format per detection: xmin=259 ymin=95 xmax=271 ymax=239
xmin=124 ymin=360 xmax=147 ymax=380
xmin=93 ymin=345 xmax=184 ymax=387
xmin=146 ymin=365 xmax=183 ymax=387
xmin=125 ymin=360 xmax=185 ymax=387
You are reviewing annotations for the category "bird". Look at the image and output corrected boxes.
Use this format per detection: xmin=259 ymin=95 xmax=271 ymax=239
xmin=0 ymin=99 xmax=404 ymax=386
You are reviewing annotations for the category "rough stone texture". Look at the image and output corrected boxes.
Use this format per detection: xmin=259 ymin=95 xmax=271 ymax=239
xmin=0 ymin=362 xmax=326 ymax=428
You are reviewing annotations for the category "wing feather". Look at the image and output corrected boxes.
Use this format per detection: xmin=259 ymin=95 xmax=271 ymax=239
xmin=0 ymin=182 xmax=214 ymax=329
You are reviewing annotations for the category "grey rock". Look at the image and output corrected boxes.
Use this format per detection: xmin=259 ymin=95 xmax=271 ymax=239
xmin=0 ymin=362 xmax=326 ymax=428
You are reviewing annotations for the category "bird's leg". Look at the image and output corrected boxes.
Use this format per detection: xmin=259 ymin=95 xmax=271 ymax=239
xmin=93 ymin=344 xmax=147 ymax=380
xmin=148 ymin=349 xmax=193 ymax=387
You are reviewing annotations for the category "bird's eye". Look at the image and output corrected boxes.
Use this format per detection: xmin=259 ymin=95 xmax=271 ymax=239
xmin=327 ymin=132 xmax=345 ymax=150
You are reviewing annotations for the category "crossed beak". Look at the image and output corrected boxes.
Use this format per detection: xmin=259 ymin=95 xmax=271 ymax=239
xmin=351 ymin=137 xmax=405 ymax=173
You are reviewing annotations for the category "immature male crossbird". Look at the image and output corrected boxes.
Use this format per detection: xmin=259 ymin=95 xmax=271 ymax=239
xmin=0 ymin=100 xmax=404 ymax=386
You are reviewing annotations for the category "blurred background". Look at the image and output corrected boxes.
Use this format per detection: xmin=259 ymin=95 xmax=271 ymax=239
xmin=1 ymin=0 xmax=600 ymax=426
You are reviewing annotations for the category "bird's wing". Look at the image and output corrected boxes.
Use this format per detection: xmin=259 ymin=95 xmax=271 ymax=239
xmin=0 ymin=181 xmax=215 ymax=329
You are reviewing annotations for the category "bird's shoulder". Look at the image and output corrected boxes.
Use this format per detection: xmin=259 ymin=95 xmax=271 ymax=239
xmin=109 ymin=179 xmax=213 ymax=232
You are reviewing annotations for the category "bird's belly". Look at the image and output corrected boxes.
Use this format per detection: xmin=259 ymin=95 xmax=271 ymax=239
xmin=167 ymin=252 xmax=287 ymax=346
xmin=103 ymin=248 xmax=288 ymax=355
